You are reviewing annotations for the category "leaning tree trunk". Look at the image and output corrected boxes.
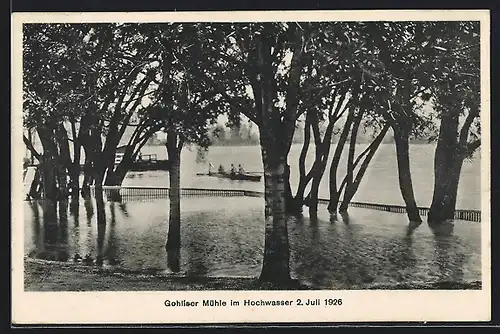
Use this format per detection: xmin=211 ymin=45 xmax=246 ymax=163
xmin=165 ymin=131 xmax=182 ymax=273
xmin=308 ymin=117 xmax=341 ymax=219
xmin=103 ymin=162 xmax=129 ymax=202
xmin=28 ymin=166 xmax=43 ymax=199
xmin=393 ymin=126 xmax=422 ymax=223
xmin=428 ymin=109 xmax=463 ymax=224
xmin=338 ymin=124 xmax=390 ymax=212
xmin=327 ymin=111 xmax=355 ymax=213
xmin=289 ymin=111 xmax=313 ymax=215
xmin=258 ymin=137 xmax=291 ymax=284
xmin=103 ymin=145 xmax=137 ymax=201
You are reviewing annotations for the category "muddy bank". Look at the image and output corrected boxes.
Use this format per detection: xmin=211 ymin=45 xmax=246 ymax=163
xmin=23 ymin=259 xmax=308 ymax=291
xmin=23 ymin=259 xmax=481 ymax=292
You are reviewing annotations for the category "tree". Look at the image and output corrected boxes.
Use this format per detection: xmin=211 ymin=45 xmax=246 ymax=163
xmin=326 ymin=85 xmax=390 ymax=216
xmin=83 ymin=24 xmax=162 ymax=189
xmin=23 ymin=23 xmax=98 ymax=199
xmin=427 ymin=22 xmax=480 ymax=224
xmin=290 ymin=36 xmax=356 ymax=217
xmin=337 ymin=117 xmax=390 ymax=213
xmin=149 ymin=23 xmax=226 ymax=272
xmin=359 ymin=22 xmax=440 ymax=223
xmin=189 ymin=22 xmax=324 ymax=284
xmin=295 ymin=84 xmax=353 ymax=219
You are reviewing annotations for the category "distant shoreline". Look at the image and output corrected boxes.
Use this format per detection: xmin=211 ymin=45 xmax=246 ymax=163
xmin=148 ymin=141 xmax=437 ymax=148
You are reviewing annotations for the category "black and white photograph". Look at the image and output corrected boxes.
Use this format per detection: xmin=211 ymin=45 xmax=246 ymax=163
xmin=11 ymin=10 xmax=491 ymax=324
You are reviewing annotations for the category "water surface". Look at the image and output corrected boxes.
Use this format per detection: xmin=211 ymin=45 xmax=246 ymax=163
xmin=24 ymin=197 xmax=481 ymax=289
xmin=125 ymin=144 xmax=481 ymax=210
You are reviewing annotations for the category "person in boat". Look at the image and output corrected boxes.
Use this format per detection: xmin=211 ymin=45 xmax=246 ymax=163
xmin=218 ymin=164 xmax=225 ymax=174
xmin=230 ymin=164 xmax=236 ymax=175
xmin=208 ymin=162 xmax=214 ymax=175
xmin=238 ymin=164 xmax=245 ymax=175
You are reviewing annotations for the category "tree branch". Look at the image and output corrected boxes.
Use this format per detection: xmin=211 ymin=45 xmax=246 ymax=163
xmin=23 ymin=135 xmax=42 ymax=161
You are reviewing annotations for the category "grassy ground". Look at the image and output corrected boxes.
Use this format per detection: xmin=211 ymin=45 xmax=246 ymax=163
xmin=23 ymin=259 xmax=309 ymax=291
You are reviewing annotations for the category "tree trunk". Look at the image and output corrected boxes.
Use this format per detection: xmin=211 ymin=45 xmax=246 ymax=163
xmin=69 ymin=120 xmax=81 ymax=198
xmin=95 ymin=190 xmax=106 ymax=266
xmin=41 ymin=198 xmax=58 ymax=260
xmin=393 ymin=127 xmax=422 ymax=222
xmin=68 ymin=144 xmax=81 ymax=199
xmin=81 ymin=154 xmax=94 ymax=198
xmin=55 ymin=124 xmax=72 ymax=199
xmin=327 ymin=112 xmax=354 ymax=213
xmin=80 ymin=124 xmax=101 ymax=196
xmin=57 ymin=200 xmax=70 ymax=262
xmin=68 ymin=164 xmax=80 ymax=198
xmin=38 ymin=127 xmax=59 ymax=201
xmin=290 ymin=111 xmax=313 ymax=215
xmin=94 ymin=159 xmax=107 ymax=188
xmin=259 ymin=141 xmax=291 ymax=284
xmin=28 ymin=166 xmax=43 ymax=199
xmin=283 ymin=163 xmax=297 ymax=214
xmin=429 ymin=158 xmax=463 ymax=223
xmin=428 ymin=109 xmax=463 ymax=223
xmin=69 ymin=196 xmax=79 ymax=221
xmin=308 ymin=177 xmax=320 ymax=223
xmin=55 ymin=162 xmax=69 ymax=199
xmin=339 ymin=124 xmax=390 ymax=212
xmin=104 ymin=144 xmax=134 ymax=186
xmin=165 ymin=131 xmax=182 ymax=273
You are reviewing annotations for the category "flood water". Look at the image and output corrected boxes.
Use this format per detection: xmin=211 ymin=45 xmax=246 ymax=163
xmin=24 ymin=196 xmax=481 ymax=289
xmin=125 ymin=143 xmax=481 ymax=210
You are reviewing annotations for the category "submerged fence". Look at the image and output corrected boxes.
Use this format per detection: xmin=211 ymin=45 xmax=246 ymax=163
xmin=346 ymin=201 xmax=481 ymax=223
xmin=89 ymin=186 xmax=482 ymax=222
xmin=91 ymin=186 xmax=248 ymax=199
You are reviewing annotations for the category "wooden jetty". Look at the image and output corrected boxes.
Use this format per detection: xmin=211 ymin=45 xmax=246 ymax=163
xmin=128 ymin=154 xmax=171 ymax=172
xmin=25 ymin=153 xmax=170 ymax=172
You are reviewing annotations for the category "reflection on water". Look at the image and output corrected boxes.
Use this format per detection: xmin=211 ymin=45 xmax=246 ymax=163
xmin=24 ymin=197 xmax=481 ymax=289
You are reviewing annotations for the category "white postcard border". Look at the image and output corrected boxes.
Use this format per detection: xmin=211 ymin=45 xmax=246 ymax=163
xmin=11 ymin=10 xmax=491 ymax=324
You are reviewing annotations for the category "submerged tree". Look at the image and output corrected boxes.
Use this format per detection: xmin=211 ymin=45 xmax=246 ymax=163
xmin=427 ymin=22 xmax=480 ymax=224
xmin=81 ymin=24 xmax=163 ymax=190
xmin=191 ymin=21 xmax=396 ymax=282
xmin=189 ymin=22 xmax=324 ymax=284
xmin=289 ymin=23 xmax=360 ymax=217
xmin=358 ymin=21 xmax=443 ymax=223
xmin=23 ymin=23 xmax=158 ymax=199
xmin=23 ymin=23 xmax=98 ymax=200
xmin=147 ymin=24 xmax=225 ymax=272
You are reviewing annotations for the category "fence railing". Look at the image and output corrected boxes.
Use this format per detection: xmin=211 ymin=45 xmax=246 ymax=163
xmin=90 ymin=186 xmax=482 ymax=222
xmin=91 ymin=186 xmax=248 ymax=199
xmin=346 ymin=201 xmax=481 ymax=222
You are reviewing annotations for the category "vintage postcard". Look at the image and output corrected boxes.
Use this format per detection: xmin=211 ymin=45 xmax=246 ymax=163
xmin=11 ymin=10 xmax=491 ymax=324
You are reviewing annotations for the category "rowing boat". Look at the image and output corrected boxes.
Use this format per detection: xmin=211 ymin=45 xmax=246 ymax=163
xmin=196 ymin=172 xmax=262 ymax=182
